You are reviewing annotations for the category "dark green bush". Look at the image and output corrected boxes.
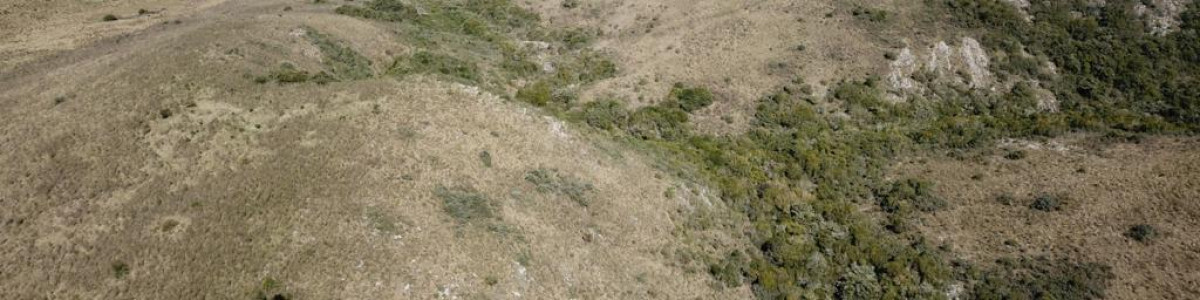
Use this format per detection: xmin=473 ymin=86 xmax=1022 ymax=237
xmin=578 ymin=100 xmax=629 ymax=130
xmin=102 ymin=14 xmax=119 ymax=22
xmin=1029 ymin=193 xmax=1064 ymax=212
xmin=878 ymin=178 xmax=947 ymax=213
xmin=627 ymin=106 xmax=690 ymax=140
xmin=1125 ymin=224 xmax=1157 ymax=243
xmin=111 ymin=261 xmax=129 ymax=278
xmin=945 ymin=0 xmax=1200 ymax=133
xmin=666 ymin=83 xmax=716 ymax=113
xmin=435 ymin=186 xmax=495 ymax=223
xmin=970 ymin=257 xmax=1114 ymax=300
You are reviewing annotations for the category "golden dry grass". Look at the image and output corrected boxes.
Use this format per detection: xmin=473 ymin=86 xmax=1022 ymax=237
xmin=0 ymin=1 xmax=749 ymax=298
xmin=891 ymin=136 xmax=1200 ymax=299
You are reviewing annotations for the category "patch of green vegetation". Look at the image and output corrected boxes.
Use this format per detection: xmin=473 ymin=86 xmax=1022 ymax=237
xmin=565 ymin=82 xmax=949 ymax=298
xmin=303 ymin=27 xmax=374 ymax=80
xmin=965 ymin=257 xmax=1114 ymax=300
xmin=577 ymin=100 xmax=629 ymax=131
xmin=436 ymin=185 xmax=496 ymax=224
xmin=525 ymin=168 xmax=594 ymax=207
xmin=944 ymin=0 xmax=1200 ymax=133
xmin=389 ymin=51 xmax=480 ymax=82
xmin=102 ymin=14 xmax=119 ymax=22
xmin=877 ymin=178 xmax=947 ymax=233
xmin=665 ymin=83 xmax=716 ymax=113
xmin=516 ymin=80 xmax=553 ymax=106
xmin=111 ymin=261 xmax=129 ymax=279
xmin=628 ymin=105 xmax=693 ymax=141
xmin=335 ymin=0 xmax=618 ymax=108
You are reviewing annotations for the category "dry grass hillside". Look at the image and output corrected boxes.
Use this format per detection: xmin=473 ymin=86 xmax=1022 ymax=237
xmin=0 ymin=0 xmax=748 ymax=298
xmin=891 ymin=136 xmax=1200 ymax=299
xmin=3 ymin=0 xmax=1199 ymax=299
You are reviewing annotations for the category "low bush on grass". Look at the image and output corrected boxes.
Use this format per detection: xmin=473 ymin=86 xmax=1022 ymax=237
xmin=525 ymin=168 xmax=594 ymax=207
xmin=435 ymin=185 xmax=496 ymax=224
xmin=1029 ymin=193 xmax=1065 ymax=212
xmin=1125 ymin=224 xmax=1158 ymax=243
xmin=389 ymin=51 xmax=480 ymax=83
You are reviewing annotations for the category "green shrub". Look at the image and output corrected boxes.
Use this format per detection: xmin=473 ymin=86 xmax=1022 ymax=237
xmin=435 ymin=186 xmax=495 ymax=223
xmin=516 ymin=81 xmax=553 ymax=106
xmin=578 ymin=100 xmax=629 ymax=130
xmin=1029 ymin=193 xmax=1064 ymax=212
xmin=627 ymin=106 xmax=690 ymax=140
xmin=111 ymin=261 xmax=129 ymax=278
xmin=479 ymin=150 xmax=493 ymax=168
xmin=1125 ymin=224 xmax=1157 ymax=243
xmin=667 ymin=83 xmax=716 ymax=113
xmin=102 ymin=14 xmax=119 ymax=22
xmin=878 ymin=178 xmax=946 ymax=213
xmin=754 ymin=92 xmax=819 ymax=128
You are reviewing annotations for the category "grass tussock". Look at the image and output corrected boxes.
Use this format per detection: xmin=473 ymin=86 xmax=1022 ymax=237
xmin=525 ymin=168 xmax=594 ymax=207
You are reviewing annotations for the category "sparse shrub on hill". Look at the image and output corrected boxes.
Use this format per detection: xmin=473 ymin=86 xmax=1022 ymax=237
xmin=436 ymin=185 xmax=496 ymax=224
xmin=516 ymin=80 xmax=553 ymax=107
xmin=578 ymin=100 xmax=629 ymax=131
xmin=1125 ymin=224 xmax=1158 ymax=243
xmin=525 ymin=168 xmax=594 ymax=207
xmin=389 ymin=51 xmax=480 ymax=82
xmin=269 ymin=63 xmax=311 ymax=83
xmin=666 ymin=83 xmax=716 ymax=113
xmin=1029 ymin=193 xmax=1065 ymax=212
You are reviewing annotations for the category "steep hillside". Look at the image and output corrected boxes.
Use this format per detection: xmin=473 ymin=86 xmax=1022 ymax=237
xmin=2 ymin=0 xmax=1199 ymax=299
xmin=0 ymin=1 xmax=748 ymax=298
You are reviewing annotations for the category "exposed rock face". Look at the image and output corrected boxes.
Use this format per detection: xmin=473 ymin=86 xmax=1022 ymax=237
xmin=887 ymin=37 xmax=995 ymax=93
xmin=887 ymin=48 xmax=919 ymax=91
xmin=959 ymin=38 xmax=992 ymax=89
xmin=1136 ymin=0 xmax=1193 ymax=34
